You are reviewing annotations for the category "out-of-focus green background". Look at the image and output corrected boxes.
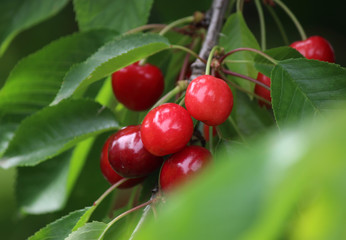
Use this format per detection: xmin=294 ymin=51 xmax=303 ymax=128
xmin=0 ymin=0 xmax=344 ymax=239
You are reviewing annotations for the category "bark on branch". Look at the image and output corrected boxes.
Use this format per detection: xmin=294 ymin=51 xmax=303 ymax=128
xmin=190 ymin=0 xmax=229 ymax=80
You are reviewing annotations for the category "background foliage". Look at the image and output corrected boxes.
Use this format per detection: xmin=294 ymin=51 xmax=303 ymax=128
xmin=0 ymin=0 xmax=345 ymax=239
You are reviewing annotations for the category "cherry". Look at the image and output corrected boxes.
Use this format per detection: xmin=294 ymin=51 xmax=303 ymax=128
xmin=254 ymin=72 xmax=271 ymax=108
xmin=111 ymin=62 xmax=164 ymax=111
xmin=100 ymin=135 xmax=145 ymax=188
xmin=203 ymin=124 xmax=217 ymax=141
xmin=141 ymin=103 xmax=194 ymax=156
xmin=185 ymin=75 xmax=233 ymax=126
xmin=290 ymin=36 xmax=335 ymax=63
xmin=108 ymin=125 xmax=163 ymax=178
xmin=159 ymin=145 xmax=212 ymax=191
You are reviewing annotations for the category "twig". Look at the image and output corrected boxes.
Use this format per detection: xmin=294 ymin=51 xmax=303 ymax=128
xmin=190 ymin=0 xmax=229 ymax=81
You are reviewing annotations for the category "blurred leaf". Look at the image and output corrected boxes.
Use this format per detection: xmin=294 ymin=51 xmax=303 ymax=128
xmin=254 ymin=46 xmax=303 ymax=77
xmin=219 ymin=12 xmax=260 ymax=92
xmin=17 ymin=151 xmax=72 ymax=214
xmin=271 ymin=59 xmax=346 ymax=127
xmin=0 ymin=0 xmax=69 ymax=55
xmin=65 ymin=221 xmax=107 ymax=240
xmin=135 ymin=106 xmax=346 ymax=240
xmin=52 ymin=33 xmax=170 ymax=104
xmin=0 ymin=30 xmax=117 ymax=156
xmin=0 ymin=99 xmax=119 ymax=168
xmin=73 ymin=0 xmax=153 ymax=33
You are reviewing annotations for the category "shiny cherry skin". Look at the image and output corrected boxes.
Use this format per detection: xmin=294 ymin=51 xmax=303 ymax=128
xmin=100 ymin=135 xmax=145 ymax=188
xmin=203 ymin=124 xmax=217 ymax=141
xmin=159 ymin=145 xmax=212 ymax=191
xmin=254 ymin=72 xmax=271 ymax=108
xmin=108 ymin=125 xmax=163 ymax=178
xmin=141 ymin=103 xmax=194 ymax=156
xmin=185 ymin=75 xmax=233 ymax=126
xmin=111 ymin=62 xmax=164 ymax=111
xmin=290 ymin=36 xmax=335 ymax=63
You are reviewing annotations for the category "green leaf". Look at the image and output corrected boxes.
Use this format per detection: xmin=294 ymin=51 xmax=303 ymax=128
xmin=219 ymin=12 xmax=260 ymax=92
xmin=254 ymin=46 xmax=303 ymax=77
xmin=0 ymin=0 xmax=69 ymax=55
xmin=135 ymin=106 xmax=346 ymax=240
xmin=73 ymin=0 xmax=154 ymax=33
xmin=271 ymin=59 xmax=346 ymax=127
xmin=52 ymin=33 xmax=170 ymax=104
xmin=0 ymin=30 xmax=117 ymax=156
xmin=17 ymin=151 xmax=72 ymax=214
xmin=66 ymin=221 xmax=107 ymax=240
xmin=0 ymin=99 xmax=119 ymax=168
xmin=28 ymin=207 xmax=91 ymax=240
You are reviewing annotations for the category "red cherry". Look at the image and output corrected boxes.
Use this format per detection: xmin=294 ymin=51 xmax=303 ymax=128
xmin=111 ymin=62 xmax=164 ymax=111
xmin=203 ymin=124 xmax=217 ymax=141
xmin=290 ymin=36 xmax=335 ymax=63
xmin=185 ymin=75 xmax=233 ymax=126
xmin=100 ymin=135 xmax=145 ymax=189
xmin=159 ymin=145 xmax=212 ymax=191
xmin=254 ymin=72 xmax=271 ymax=108
xmin=141 ymin=103 xmax=194 ymax=156
xmin=108 ymin=125 xmax=163 ymax=178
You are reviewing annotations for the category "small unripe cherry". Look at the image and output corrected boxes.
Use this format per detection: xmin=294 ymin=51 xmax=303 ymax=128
xmin=254 ymin=72 xmax=271 ymax=108
xmin=159 ymin=145 xmax=212 ymax=191
xmin=185 ymin=75 xmax=233 ymax=126
xmin=141 ymin=103 xmax=194 ymax=156
xmin=111 ymin=62 xmax=164 ymax=111
xmin=108 ymin=125 xmax=163 ymax=178
xmin=100 ymin=135 xmax=145 ymax=189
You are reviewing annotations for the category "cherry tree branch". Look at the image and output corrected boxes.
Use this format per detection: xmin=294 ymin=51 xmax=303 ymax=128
xmin=190 ymin=0 xmax=229 ymax=80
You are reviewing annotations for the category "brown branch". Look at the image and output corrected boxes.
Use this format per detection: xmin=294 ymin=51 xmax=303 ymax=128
xmin=189 ymin=0 xmax=229 ymax=81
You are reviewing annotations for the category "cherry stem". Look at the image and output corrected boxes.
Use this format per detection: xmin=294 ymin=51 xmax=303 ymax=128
xmin=220 ymin=47 xmax=277 ymax=65
xmin=236 ymin=0 xmax=245 ymax=12
xmin=273 ymin=0 xmax=307 ymax=41
xmin=159 ymin=16 xmax=194 ymax=36
xmin=228 ymin=116 xmax=247 ymax=143
xmin=151 ymin=81 xmax=188 ymax=109
xmin=254 ymin=0 xmax=266 ymax=51
xmin=93 ymin=178 xmax=127 ymax=207
xmin=177 ymin=38 xmax=199 ymax=81
xmin=209 ymin=127 xmax=214 ymax=154
xmin=98 ymin=198 xmax=156 ymax=240
xmin=266 ymin=4 xmax=289 ymax=45
xmin=125 ymin=24 xmax=166 ymax=35
xmin=222 ymin=68 xmax=270 ymax=90
xmin=218 ymin=71 xmax=272 ymax=105
xmin=170 ymin=45 xmax=207 ymax=64
xmin=206 ymin=46 xmax=220 ymax=75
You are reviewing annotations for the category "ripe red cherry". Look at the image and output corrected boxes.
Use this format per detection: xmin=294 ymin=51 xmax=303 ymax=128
xmin=159 ymin=145 xmax=212 ymax=191
xmin=290 ymin=36 xmax=335 ymax=63
xmin=100 ymin=135 xmax=145 ymax=188
xmin=141 ymin=103 xmax=194 ymax=156
xmin=185 ymin=75 xmax=233 ymax=126
xmin=108 ymin=125 xmax=163 ymax=178
xmin=254 ymin=72 xmax=271 ymax=108
xmin=203 ymin=124 xmax=217 ymax=141
xmin=111 ymin=62 xmax=164 ymax=111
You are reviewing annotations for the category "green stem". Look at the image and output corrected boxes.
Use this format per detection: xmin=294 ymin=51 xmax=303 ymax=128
xmin=151 ymin=81 xmax=188 ymax=109
xmin=220 ymin=47 xmax=277 ymax=65
xmin=125 ymin=24 xmax=166 ymax=35
xmin=159 ymin=16 xmax=194 ymax=36
xmin=209 ymin=126 xmax=214 ymax=154
xmin=206 ymin=46 xmax=219 ymax=75
xmin=266 ymin=4 xmax=289 ymax=45
xmin=273 ymin=0 xmax=307 ymax=40
xmin=98 ymin=199 xmax=155 ymax=240
xmin=170 ymin=45 xmax=206 ymax=64
xmin=228 ymin=116 xmax=247 ymax=143
xmin=93 ymin=179 xmax=128 ymax=207
xmin=236 ymin=0 xmax=245 ymax=12
xmin=178 ymin=96 xmax=186 ymax=106
xmin=254 ymin=0 xmax=266 ymax=51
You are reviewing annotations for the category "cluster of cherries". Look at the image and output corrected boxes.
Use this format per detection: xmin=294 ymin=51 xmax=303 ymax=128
xmin=100 ymin=61 xmax=234 ymax=192
xmin=100 ymin=35 xmax=335 ymax=193
xmin=255 ymin=36 xmax=335 ymax=107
